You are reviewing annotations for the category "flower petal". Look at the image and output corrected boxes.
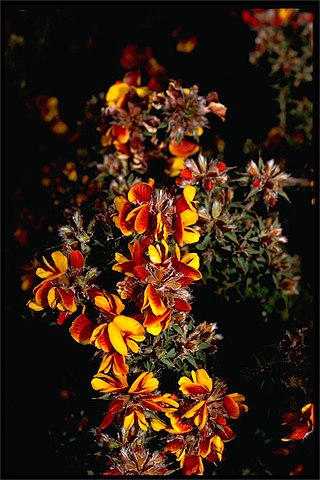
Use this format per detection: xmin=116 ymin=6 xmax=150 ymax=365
xmin=69 ymin=314 xmax=95 ymax=344
xmin=128 ymin=182 xmax=153 ymax=203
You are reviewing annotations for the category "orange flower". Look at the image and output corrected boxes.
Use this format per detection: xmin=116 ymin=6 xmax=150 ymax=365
xmin=108 ymin=315 xmax=145 ymax=355
xmin=69 ymin=314 xmax=95 ymax=345
xmin=164 ymin=438 xmax=204 ymax=475
xmin=179 ymin=369 xmax=213 ymax=395
xmin=174 ymin=186 xmax=200 ymax=246
xmin=95 ymin=371 xmax=178 ymax=432
xmin=113 ymin=179 xmax=154 ymax=236
xmin=169 ymin=139 xmax=200 ymax=157
xmin=128 ymin=371 xmax=159 ymax=394
xmin=112 ymin=240 xmax=148 ymax=278
xmin=281 ymin=403 xmax=315 ymax=441
xmin=94 ymin=291 xmax=125 ymax=318
xmin=35 ymin=251 xmax=68 ymax=281
xmin=90 ymin=315 xmax=145 ymax=357
xmin=223 ymin=393 xmax=249 ymax=419
xmin=91 ymin=373 xmax=128 ymax=393
xmin=172 ymin=244 xmax=202 ymax=286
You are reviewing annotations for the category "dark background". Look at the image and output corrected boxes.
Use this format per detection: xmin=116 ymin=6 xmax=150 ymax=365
xmin=3 ymin=2 xmax=318 ymax=478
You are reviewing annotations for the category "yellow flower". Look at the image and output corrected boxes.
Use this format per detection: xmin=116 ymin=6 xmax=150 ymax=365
xmin=91 ymin=373 xmax=128 ymax=393
xmin=35 ymin=251 xmax=68 ymax=282
xmin=108 ymin=315 xmax=145 ymax=355
xmin=179 ymin=369 xmax=213 ymax=395
xmin=128 ymin=371 xmax=159 ymax=395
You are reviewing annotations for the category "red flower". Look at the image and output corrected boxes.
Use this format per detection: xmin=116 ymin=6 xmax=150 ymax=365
xmin=281 ymin=403 xmax=314 ymax=441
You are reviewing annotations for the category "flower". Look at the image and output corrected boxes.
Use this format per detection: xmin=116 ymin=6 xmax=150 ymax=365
xmin=27 ymin=251 xmax=78 ymax=321
xmin=92 ymin=315 xmax=145 ymax=356
xmin=113 ymin=239 xmax=201 ymax=335
xmin=281 ymin=403 xmax=314 ymax=441
xmin=93 ymin=371 xmax=179 ymax=432
xmin=113 ymin=179 xmax=200 ymax=246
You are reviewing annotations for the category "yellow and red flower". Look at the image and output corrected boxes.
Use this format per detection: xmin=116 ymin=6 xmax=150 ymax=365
xmin=113 ymin=179 xmax=200 ymax=246
xmin=92 ymin=371 xmax=179 ymax=431
xmin=27 ymin=250 xmax=81 ymax=323
xmin=281 ymin=403 xmax=315 ymax=441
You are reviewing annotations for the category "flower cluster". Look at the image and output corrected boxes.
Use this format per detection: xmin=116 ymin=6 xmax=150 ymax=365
xmin=98 ymin=72 xmax=226 ymax=181
xmin=26 ymin=71 xmax=313 ymax=476
xmin=27 ymin=170 xmax=249 ymax=475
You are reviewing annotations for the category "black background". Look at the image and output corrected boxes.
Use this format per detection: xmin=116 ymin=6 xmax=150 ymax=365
xmin=3 ymin=2 xmax=319 ymax=478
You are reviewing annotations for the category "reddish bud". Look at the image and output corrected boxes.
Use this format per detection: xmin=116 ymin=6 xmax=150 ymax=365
xmin=217 ymin=161 xmax=227 ymax=172
xmin=204 ymin=179 xmax=214 ymax=191
xmin=181 ymin=168 xmax=193 ymax=180
xmin=69 ymin=250 xmax=84 ymax=269
xmin=253 ymin=178 xmax=261 ymax=188
xmin=268 ymin=197 xmax=276 ymax=207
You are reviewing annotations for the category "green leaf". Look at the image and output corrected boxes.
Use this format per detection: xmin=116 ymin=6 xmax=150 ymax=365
xmin=161 ymin=358 xmax=175 ymax=368
xmin=224 ymin=232 xmax=238 ymax=243
xmin=163 ymin=348 xmax=176 ymax=358
xmin=186 ymin=355 xmax=199 ymax=369
xmin=278 ymin=189 xmax=291 ymax=203
xmin=172 ymin=324 xmax=184 ymax=336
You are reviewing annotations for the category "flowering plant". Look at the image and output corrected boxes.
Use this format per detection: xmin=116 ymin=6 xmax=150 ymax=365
xmin=25 ymin=67 xmax=315 ymax=476
xmin=242 ymin=8 xmax=313 ymax=150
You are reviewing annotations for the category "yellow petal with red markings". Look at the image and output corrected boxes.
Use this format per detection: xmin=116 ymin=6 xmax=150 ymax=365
xmin=91 ymin=373 xmax=128 ymax=393
xmin=123 ymin=411 xmax=135 ymax=430
xmin=179 ymin=378 xmax=209 ymax=395
xmin=94 ymin=294 xmax=112 ymax=314
xmin=34 ymin=281 xmax=51 ymax=305
xmin=69 ymin=314 xmax=95 ymax=344
xmin=114 ymin=196 xmax=127 ymax=213
xmin=42 ymin=255 xmax=56 ymax=272
xmin=27 ymin=300 xmax=44 ymax=311
xmin=183 ymin=226 xmax=201 ymax=245
xmin=129 ymin=371 xmax=159 ymax=394
xmin=148 ymin=245 xmax=162 ymax=264
xmin=151 ymin=418 xmax=167 ymax=431
xmin=182 ymin=400 xmax=206 ymax=419
xmin=210 ymin=435 xmax=224 ymax=461
xmin=113 ymin=352 xmax=129 ymax=376
xmin=108 ymin=321 xmax=127 ymax=355
xmin=143 ymin=308 xmax=172 ymax=336
xmin=169 ymin=139 xmax=200 ymax=157
xmin=51 ymin=251 xmax=68 ymax=273
xmin=128 ymin=182 xmax=153 ymax=203
xmin=135 ymin=410 xmax=148 ymax=430
xmin=142 ymin=284 xmax=167 ymax=315
xmin=47 ymin=287 xmax=59 ymax=309
xmin=106 ymin=82 xmax=130 ymax=105
xmin=181 ymin=252 xmax=200 ymax=270
xmin=58 ymin=288 xmax=77 ymax=312
xmin=90 ymin=323 xmax=111 ymax=352
xmin=142 ymin=395 xmax=179 ymax=412
xmin=223 ymin=395 xmax=240 ymax=419
xmin=194 ymin=369 xmax=213 ymax=391
xmin=133 ymin=204 xmax=150 ymax=234
xmin=181 ymin=209 xmax=198 ymax=226
xmin=98 ymin=353 xmax=113 ymax=374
